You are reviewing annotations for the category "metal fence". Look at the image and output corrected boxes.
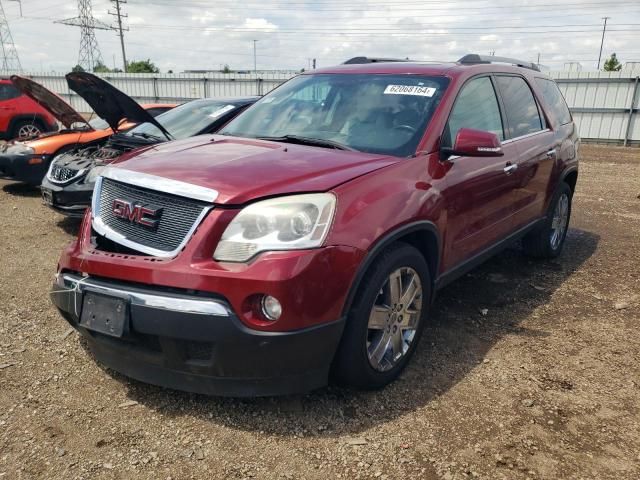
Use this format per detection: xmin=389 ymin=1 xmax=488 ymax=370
xmin=549 ymin=71 xmax=640 ymax=146
xmin=25 ymin=71 xmax=299 ymax=114
xmin=20 ymin=70 xmax=640 ymax=146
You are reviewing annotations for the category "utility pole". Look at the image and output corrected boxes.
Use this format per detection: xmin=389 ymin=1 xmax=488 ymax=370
xmin=108 ymin=0 xmax=128 ymax=72
xmin=537 ymin=53 xmax=540 ymax=66
xmin=0 ymin=0 xmax=22 ymax=72
xmin=252 ymin=39 xmax=258 ymax=76
xmin=56 ymin=0 xmax=111 ymax=71
xmin=597 ymin=16 xmax=610 ymax=70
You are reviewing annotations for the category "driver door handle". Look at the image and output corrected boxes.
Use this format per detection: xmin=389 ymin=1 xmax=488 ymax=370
xmin=503 ymin=163 xmax=518 ymax=175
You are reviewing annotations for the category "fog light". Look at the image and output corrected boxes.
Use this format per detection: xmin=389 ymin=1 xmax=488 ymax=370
xmin=261 ymin=295 xmax=282 ymax=321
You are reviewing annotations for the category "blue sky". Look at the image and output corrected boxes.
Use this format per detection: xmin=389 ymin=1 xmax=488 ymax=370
xmin=6 ymin=0 xmax=640 ymax=72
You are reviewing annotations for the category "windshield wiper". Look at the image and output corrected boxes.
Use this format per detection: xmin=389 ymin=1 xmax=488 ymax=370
xmin=257 ymin=135 xmax=357 ymax=151
xmin=129 ymin=131 xmax=168 ymax=142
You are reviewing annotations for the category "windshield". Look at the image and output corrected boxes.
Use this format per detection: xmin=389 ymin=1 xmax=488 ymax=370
xmin=221 ymin=73 xmax=449 ymax=157
xmin=88 ymin=117 xmax=109 ymax=130
xmin=127 ymin=99 xmax=239 ymax=140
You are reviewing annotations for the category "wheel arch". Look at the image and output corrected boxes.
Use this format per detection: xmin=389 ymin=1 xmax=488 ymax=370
xmin=562 ymin=167 xmax=578 ymax=195
xmin=341 ymin=221 xmax=441 ymax=317
xmin=8 ymin=114 xmax=50 ymax=136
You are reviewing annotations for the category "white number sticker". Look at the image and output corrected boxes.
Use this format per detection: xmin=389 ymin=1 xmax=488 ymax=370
xmin=208 ymin=105 xmax=236 ymax=119
xmin=383 ymin=85 xmax=436 ymax=97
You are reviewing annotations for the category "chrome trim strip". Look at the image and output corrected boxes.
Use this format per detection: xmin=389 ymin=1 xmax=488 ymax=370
xmin=501 ymin=128 xmax=550 ymax=145
xmin=55 ymin=273 xmax=231 ymax=317
xmin=91 ymin=176 xmax=213 ymax=258
xmin=100 ymin=167 xmax=219 ymax=203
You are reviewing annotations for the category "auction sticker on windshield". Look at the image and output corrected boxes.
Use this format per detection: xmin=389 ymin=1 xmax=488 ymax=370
xmin=384 ymin=85 xmax=436 ymax=97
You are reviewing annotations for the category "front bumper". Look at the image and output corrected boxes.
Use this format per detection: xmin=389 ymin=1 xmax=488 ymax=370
xmin=0 ymin=153 xmax=50 ymax=185
xmin=51 ymin=273 xmax=345 ymax=397
xmin=41 ymin=176 xmax=93 ymax=218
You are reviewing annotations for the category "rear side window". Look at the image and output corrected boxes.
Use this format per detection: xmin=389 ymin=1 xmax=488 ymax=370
xmin=495 ymin=76 xmax=543 ymax=139
xmin=444 ymin=76 xmax=504 ymax=146
xmin=535 ymin=78 xmax=572 ymax=125
xmin=0 ymin=84 xmax=21 ymax=101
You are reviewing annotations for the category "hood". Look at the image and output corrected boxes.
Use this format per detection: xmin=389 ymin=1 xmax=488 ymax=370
xmin=65 ymin=72 xmax=171 ymax=138
xmin=10 ymin=75 xmax=89 ymax=129
xmin=109 ymin=135 xmax=402 ymax=205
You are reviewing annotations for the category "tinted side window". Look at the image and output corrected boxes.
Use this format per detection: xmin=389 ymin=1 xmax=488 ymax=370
xmin=535 ymin=78 xmax=572 ymax=125
xmin=495 ymin=76 xmax=543 ymax=138
xmin=0 ymin=84 xmax=21 ymax=101
xmin=445 ymin=76 xmax=504 ymax=147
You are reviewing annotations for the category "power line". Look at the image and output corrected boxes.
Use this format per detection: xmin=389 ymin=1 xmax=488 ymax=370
xmin=56 ymin=0 xmax=112 ymax=71
xmin=108 ymin=0 xmax=128 ymax=72
xmin=128 ymin=0 xmax=640 ymax=12
xmin=0 ymin=0 xmax=22 ymax=72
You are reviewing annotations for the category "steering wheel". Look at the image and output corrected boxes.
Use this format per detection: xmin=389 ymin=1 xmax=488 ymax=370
xmin=393 ymin=124 xmax=417 ymax=134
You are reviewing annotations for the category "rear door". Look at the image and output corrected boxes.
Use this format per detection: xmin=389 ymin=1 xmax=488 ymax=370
xmin=494 ymin=75 xmax=555 ymax=229
xmin=440 ymin=75 xmax=520 ymax=271
xmin=0 ymin=83 xmax=20 ymax=134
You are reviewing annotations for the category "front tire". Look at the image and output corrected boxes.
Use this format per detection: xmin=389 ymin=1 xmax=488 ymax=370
xmin=522 ymin=182 xmax=572 ymax=258
xmin=332 ymin=242 xmax=431 ymax=389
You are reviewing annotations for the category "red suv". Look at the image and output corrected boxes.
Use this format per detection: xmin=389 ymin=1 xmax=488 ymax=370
xmin=0 ymin=78 xmax=58 ymax=140
xmin=51 ymin=55 xmax=579 ymax=397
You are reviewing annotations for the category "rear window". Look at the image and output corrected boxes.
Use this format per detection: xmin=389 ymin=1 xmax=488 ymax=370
xmin=495 ymin=76 xmax=543 ymax=139
xmin=535 ymin=78 xmax=572 ymax=125
xmin=0 ymin=83 xmax=21 ymax=101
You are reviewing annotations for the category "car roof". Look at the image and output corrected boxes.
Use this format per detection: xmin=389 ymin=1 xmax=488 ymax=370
xmin=308 ymin=61 xmax=550 ymax=79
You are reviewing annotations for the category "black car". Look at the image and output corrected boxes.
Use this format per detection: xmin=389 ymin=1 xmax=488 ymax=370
xmin=41 ymin=72 xmax=258 ymax=217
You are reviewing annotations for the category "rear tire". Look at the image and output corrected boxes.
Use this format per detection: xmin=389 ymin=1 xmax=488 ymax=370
xmin=332 ymin=242 xmax=431 ymax=389
xmin=522 ymin=182 xmax=572 ymax=259
xmin=13 ymin=120 xmax=43 ymax=140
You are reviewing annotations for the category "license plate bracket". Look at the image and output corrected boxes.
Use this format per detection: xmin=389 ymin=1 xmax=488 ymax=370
xmin=80 ymin=291 xmax=129 ymax=338
xmin=41 ymin=188 xmax=53 ymax=205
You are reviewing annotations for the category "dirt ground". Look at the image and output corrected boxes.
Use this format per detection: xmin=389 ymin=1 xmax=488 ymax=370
xmin=0 ymin=144 xmax=639 ymax=480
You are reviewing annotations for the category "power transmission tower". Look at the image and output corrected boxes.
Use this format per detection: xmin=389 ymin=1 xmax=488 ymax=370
xmin=56 ymin=0 xmax=112 ymax=71
xmin=0 ymin=1 xmax=22 ymax=72
xmin=108 ymin=0 xmax=128 ymax=72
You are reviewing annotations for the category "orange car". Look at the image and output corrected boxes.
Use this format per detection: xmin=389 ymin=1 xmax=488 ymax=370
xmin=0 ymin=75 xmax=174 ymax=185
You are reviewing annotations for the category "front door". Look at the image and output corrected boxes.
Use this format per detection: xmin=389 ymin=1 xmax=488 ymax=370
xmin=440 ymin=75 xmax=520 ymax=271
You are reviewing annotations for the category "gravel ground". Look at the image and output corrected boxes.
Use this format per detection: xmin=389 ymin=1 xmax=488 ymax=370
xmin=1 ymin=144 xmax=639 ymax=480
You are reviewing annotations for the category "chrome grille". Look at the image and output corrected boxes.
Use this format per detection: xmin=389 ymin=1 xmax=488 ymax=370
xmin=95 ymin=178 xmax=210 ymax=255
xmin=49 ymin=163 xmax=82 ymax=183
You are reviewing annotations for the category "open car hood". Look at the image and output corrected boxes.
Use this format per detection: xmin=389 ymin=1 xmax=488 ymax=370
xmin=10 ymin=75 xmax=90 ymax=129
xmin=65 ymin=72 xmax=171 ymax=138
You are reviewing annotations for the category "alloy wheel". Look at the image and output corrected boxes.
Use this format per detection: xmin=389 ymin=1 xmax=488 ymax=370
xmin=366 ymin=266 xmax=423 ymax=372
xmin=18 ymin=124 xmax=41 ymax=139
xmin=550 ymin=193 xmax=569 ymax=249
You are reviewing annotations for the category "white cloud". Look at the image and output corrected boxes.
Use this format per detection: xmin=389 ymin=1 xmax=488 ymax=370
xmin=3 ymin=0 xmax=639 ymax=72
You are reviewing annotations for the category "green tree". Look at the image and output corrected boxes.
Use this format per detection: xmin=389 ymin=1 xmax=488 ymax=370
xmin=603 ymin=53 xmax=622 ymax=72
xmin=71 ymin=64 xmax=85 ymax=73
xmin=93 ymin=61 xmax=111 ymax=73
xmin=222 ymin=64 xmax=231 ymax=74
xmin=126 ymin=59 xmax=160 ymax=73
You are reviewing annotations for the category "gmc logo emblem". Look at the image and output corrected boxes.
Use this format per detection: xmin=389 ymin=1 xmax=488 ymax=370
xmin=112 ymin=199 xmax=163 ymax=229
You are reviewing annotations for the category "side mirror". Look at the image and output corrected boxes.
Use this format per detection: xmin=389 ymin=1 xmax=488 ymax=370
xmin=441 ymin=128 xmax=503 ymax=158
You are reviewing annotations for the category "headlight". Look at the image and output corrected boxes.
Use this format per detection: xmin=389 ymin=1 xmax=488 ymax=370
xmin=5 ymin=143 xmax=34 ymax=155
xmin=85 ymin=166 xmax=106 ymax=184
xmin=213 ymin=193 xmax=336 ymax=262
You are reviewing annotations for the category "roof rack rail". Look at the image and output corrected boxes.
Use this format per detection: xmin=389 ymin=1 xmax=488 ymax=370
xmin=343 ymin=56 xmax=410 ymax=65
xmin=458 ymin=54 xmax=540 ymax=72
